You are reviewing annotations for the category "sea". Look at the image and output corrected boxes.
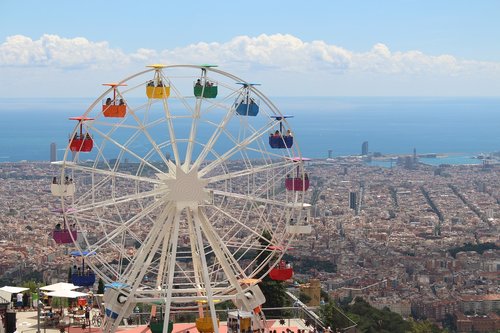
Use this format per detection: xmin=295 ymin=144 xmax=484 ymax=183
xmin=0 ymin=97 xmax=499 ymax=165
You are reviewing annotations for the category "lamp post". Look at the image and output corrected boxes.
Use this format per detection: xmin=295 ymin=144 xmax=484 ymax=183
xmin=36 ymin=284 xmax=41 ymax=333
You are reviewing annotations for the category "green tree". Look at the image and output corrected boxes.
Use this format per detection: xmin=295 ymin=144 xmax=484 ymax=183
xmin=21 ymin=281 xmax=38 ymax=293
xmin=298 ymin=292 xmax=312 ymax=305
xmin=408 ymin=318 xmax=447 ymax=333
xmin=256 ymin=230 xmax=290 ymax=317
xmin=319 ymin=301 xmax=356 ymax=332
xmin=319 ymin=297 xmax=449 ymax=333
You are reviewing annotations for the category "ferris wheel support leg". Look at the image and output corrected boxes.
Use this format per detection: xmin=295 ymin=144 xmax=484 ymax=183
xmin=194 ymin=208 xmax=266 ymax=331
xmin=106 ymin=203 xmax=177 ymax=333
xmin=191 ymin=207 xmax=220 ymax=333
xmin=186 ymin=210 xmax=205 ymax=318
xmin=161 ymin=207 xmax=183 ymax=333
xmin=156 ymin=205 xmax=176 ymax=290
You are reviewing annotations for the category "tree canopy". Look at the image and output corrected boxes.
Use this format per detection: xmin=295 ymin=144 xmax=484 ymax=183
xmin=320 ymin=297 xmax=446 ymax=333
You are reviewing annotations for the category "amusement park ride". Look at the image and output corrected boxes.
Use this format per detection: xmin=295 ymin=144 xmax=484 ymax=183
xmin=50 ymin=64 xmax=312 ymax=333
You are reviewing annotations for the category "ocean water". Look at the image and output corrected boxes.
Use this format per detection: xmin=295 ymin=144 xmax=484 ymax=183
xmin=0 ymin=97 xmax=499 ymax=162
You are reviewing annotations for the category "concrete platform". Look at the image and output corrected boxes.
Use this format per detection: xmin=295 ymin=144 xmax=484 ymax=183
xmin=14 ymin=311 xmax=309 ymax=333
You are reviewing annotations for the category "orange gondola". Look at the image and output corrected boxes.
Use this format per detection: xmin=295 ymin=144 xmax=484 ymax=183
xmin=102 ymin=83 xmax=127 ymax=117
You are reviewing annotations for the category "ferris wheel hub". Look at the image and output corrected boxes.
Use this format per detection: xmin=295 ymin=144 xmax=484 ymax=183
xmin=161 ymin=166 xmax=209 ymax=208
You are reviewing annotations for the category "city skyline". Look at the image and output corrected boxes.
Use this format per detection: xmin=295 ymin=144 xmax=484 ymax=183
xmin=1 ymin=1 xmax=500 ymax=97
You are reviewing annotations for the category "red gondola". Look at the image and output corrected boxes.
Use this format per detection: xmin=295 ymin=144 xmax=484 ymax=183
xmin=285 ymin=157 xmax=311 ymax=191
xmin=102 ymin=83 xmax=127 ymax=118
xmin=269 ymin=260 xmax=293 ymax=281
xmin=285 ymin=177 xmax=309 ymax=191
xmin=52 ymin=216 xmax=77 ymax=244
xmin=52 ymin=229 xmax=78 ymax=244
xmin=69 ymin=116 xmax=94 ymax=152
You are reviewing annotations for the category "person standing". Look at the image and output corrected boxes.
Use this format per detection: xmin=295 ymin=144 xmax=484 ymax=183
xmin=16 ymin=293 xmax=23 ymax=309
xmin=85 ymin=305 xmax=90 ymax=326
xmin=22 ymin=292 xmax=29 ymax=310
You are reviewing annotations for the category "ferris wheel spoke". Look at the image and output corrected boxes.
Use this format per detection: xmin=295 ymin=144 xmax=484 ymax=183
xmin=211 ymin=189 xmax=291 ymax=208
xmin=68 ymin=187 xmax=164 ymax=214
xmin=87 ymin=122 xmax=144 ymax=168
xmin=206 ymin=159 xmax=292 ymax=184
xmin=207 ymin=205 xmax=271 ymax=247
xmin=119 ymin=202 xmax=176 ymax=289
xmin=187 ymin=207 xmax=221 ymax=329
xmin=160 ymin=98 xmax=182 ymax=167
xmin=199 ymin=121 xmax=277 ymax=177
xmin=155 ymin=207 xmax=182 ymax=321
xmin=125 ymin=106 xmax=171 ymax=167
xmin=84 ymin=215 xmax=144 ymax=251
xmin=111 ymin=203 xmax=178 ymax=330
xmin=193 ymin=208 xmax=256 ymax=311
xmin=182 ymin=71 xmax=205 ymax=168
xmin=85 ymin=199 xmax=165 ymax=253
xmin=93 ymin=121 xmax=140 ymax=131
xmin=191 ymin=104 xmax=236 ymax=172
xmin=69 ymin=173 xmax=160 ymax=212
xmin=55 ymin=161 xmax=151 ymax=185
xmin=72 ymin=213 xmax=119 ymax=227
xmin=89 ymin=126 xmax=167 ymax=175
xmin=185 ymin=208 xmax=204 ymax=292
xmin=194 ymin=208 xmax=247 ymax=280
xmin=156 ymin=212 xmax=175 ymax=289
xmin=184 ymin=100 xmax=209 ymax=169
xmin=63 ymin=161 xmax=162 ymax=187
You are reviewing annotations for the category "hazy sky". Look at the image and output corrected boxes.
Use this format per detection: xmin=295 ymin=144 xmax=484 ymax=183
xmin=1 ymin=0 xmax=499 ymax=97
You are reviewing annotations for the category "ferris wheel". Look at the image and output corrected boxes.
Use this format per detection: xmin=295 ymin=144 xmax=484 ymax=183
xmin=52 ymin=65 xmax=312 ymax=333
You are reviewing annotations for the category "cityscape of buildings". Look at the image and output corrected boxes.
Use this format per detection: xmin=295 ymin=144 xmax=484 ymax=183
xmin=0 ymin=151 xmax=499 ymax=331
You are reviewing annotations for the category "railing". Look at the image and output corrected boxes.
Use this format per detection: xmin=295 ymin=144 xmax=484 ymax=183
xmin=122 ymin=305 xmax=327 ymax=330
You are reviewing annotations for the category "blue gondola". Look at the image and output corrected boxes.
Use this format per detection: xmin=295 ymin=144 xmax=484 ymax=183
xmin=269 ymin=115 xmax=294 ymax=149
xmin=236 ymin=100 xmax=259 ymax=116
xmin=235 ymin=83 xmax=260 ymax=116
xmin=72 ymin=273 xmax=96 ymax=287
xmin=70 ymin=250 xmax=96 ymax=287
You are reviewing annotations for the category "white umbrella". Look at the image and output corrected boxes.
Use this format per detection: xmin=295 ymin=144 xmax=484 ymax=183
xmin=46 ymin=290 xmax=88 ymax=298
xmin=41 ymin=283 xmax=79 ymax=292
xmin=0 ymin=286 xmax=29 ymax=303
xmin=0 ymin=286 xmax=29 ymax=293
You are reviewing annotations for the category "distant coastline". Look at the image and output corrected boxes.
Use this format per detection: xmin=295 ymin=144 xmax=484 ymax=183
xmin=1 ymin=96 xmax=499 ymax=162
xmin=364 ymin=152 xmax=499 ymax=168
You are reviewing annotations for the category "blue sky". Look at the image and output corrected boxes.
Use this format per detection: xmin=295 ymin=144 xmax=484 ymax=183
xmin=1 ymin=0 xmax=499 ymax=97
